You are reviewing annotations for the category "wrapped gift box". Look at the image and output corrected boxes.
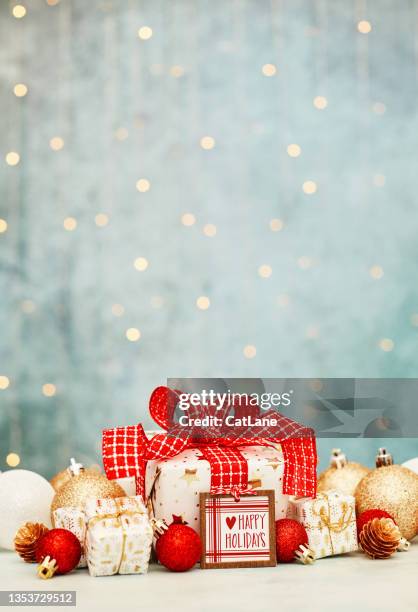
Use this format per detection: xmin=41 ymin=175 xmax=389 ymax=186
xmin=145 ymin=444 xmax=290 ymax=530
xmin=53 ymin=507 xmax=87 ymax=568
xmin=84 ymin=496 xmax=153 ymax=576
xmin=102 ymin=386 xmax=318 ymax=534
xmin=287 ymin=490 xmax=358 ymax=558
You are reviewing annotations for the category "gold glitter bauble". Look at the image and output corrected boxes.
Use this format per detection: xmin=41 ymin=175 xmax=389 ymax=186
xmin=318 ymin=462 xmax=371 ymax=496
xmin=51 ymin=472 xmax=125 ymax=524
xmin=355 ymin=465 xmax=418 ymax=541
xmin=50 ymin=465 xmax=101 ymax=492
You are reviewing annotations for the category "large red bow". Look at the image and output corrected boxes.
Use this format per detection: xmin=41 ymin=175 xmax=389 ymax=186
xmin=102 ymin=386 xmax=317 ymax=499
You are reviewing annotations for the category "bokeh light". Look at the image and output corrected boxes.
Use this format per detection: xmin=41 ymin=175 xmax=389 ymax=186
xmin=0 ymin=376 xmax=10 ymax=390
xmin=42 ymin=383 xmax=57 ymax=397
xmin=358 ymin=20 xmax=372 ymax=34
xmin=379 ymin=338 xmax=394 ymax=352
xmin=63 ymin=217 xmax=77 ymax=231
xmin=136 ymin=178 xmax=150 ymax=192
xmin=49 ymin=137 xmax=64 ymax=151
xmin=126 ymin=327 xmax=141 ymax=342
xmin=138 ymin=26 xmax=153 ymax=40
xmin=313 ymin=96 xmax=328 ymax=109
xmin=243 ymin=345 xmax=257 ymax=359
xmin=262 ymin=64 xmax=277 ymax=77
xmin=5 ymin=152 xmax=20 ymax=166
xmin=181 ymin=213 xmax=196 ymax=226
xmin=287 ymin=144 xmax=301 ymax=157
xmin=258 ymin=265 xmax=272 ymax=278
xmin=13 ymin=83 xmax=28 ymax=97
xmin=200 ymin=136 xmax=215 ymax=150
xmin=134 ymin=257 xmax=149 ymax=271
xmin=269 ymin=218 xmax=283 ymax=232
xmin=6 ymin=453 xmax=20 ymax=467
xmin=12 ymin=5 xmax=26 ymax=18
xmin=196 ymin=296 xmax=210 ymax=310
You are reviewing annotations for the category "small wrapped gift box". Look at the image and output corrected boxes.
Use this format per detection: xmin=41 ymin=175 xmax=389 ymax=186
xmin=53 ymin=507 xmax=87 ymax=568
xmin=287 ymin=490 xmax=358 ymax=558
xmin=84 ymin=496 xmax=153 ymax=576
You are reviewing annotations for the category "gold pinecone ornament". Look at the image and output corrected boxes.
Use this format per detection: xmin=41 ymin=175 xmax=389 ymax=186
xmin=359 ymin=517 xmax=401 ymax=559
xmin=355 ymin=448 xmax=418 ymax=541
xmin=14 ymin=522 xmax=49 ymax=563
xmin=318 ymin=449 xmax=370 ymax=496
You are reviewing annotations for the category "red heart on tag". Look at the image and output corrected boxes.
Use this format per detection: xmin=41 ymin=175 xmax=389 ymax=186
xmin=226 ymin=516 xmax=236 ymax=530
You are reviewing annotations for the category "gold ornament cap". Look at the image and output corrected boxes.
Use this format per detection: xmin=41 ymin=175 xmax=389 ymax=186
xmin=68 ymin=457 xmax=84 ymax=476
xmin=376 ymin=448 xmax=393 ymax=467
xmin=294 ymin=544 xmax=315 ymax=564
xmin=150 ymin=518 xmax=168 ymax=537
xmin=397 ymin=537 xmax=410 ymax=552
xmin=330 ymin=448 xmax=347 ymax=469
xmin=38 ymin=556 xmax=57 ymax=579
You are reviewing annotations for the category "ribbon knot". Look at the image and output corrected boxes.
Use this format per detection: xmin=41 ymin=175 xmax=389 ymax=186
xmin=211 ymin=485 xmax=259 ymax=501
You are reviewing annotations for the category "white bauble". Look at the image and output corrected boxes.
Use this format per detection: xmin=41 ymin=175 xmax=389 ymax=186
xmin=402 ymin=457 xmax=418 ymax=475
xmin=0 ymin=470 xmax=54 ymax=550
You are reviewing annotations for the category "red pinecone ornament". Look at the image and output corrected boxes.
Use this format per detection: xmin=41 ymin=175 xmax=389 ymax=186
xmin=276 ymin=519 xmax=309 ymax=563
xmin=356 ymin=509 xmax=394 ymax=536
xmin=36 ymin=529 xmax=81 ymax=579
xmin=155 ymin=515 xmax=201 ymax=572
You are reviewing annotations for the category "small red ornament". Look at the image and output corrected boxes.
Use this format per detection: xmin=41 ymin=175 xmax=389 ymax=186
xmin=275 ymin=518 xmax=309 ymax=563
xmin=35 ymin=529 xmax=81 ymax=579
xmin=356 ymin=509 xmax=394 ymax=536
xmin=155 ymin=515 xmax=201 ymax=572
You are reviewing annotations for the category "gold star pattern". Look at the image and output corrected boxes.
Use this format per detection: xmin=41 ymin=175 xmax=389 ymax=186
xmin=248 ymin=477 xmax=262 ymax=489
xmin=266 ymin=457 xmax=281 ymax=470
xmin=180 ymin=468 xmax=200 ymax=486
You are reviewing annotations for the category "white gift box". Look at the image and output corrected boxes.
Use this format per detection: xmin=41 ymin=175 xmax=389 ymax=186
xmin=84 ymin=496 xmax=153 ymax=576
xmin=145 ymin=444 xmax=290 ymax=531
xmin=287 ymin=490 xmax=358 ymax=558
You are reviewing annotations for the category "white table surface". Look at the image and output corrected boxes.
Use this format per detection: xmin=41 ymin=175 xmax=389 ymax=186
xmin=1 ymin=544 xmax=417 ymax=612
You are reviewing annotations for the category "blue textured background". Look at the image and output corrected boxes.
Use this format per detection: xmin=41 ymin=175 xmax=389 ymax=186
xmin=1 ymin=0 xmax=417 ymax=477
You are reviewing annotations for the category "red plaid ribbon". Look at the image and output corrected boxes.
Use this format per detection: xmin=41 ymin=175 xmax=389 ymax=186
xmin=102 ymin=386 xmax=317 ymax=499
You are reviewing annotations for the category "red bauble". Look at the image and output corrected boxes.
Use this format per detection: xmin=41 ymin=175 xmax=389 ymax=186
xmin=35 ymin=529 xmax=81 ymax=578
xmin=155 ymin=516 xmax=201 ymax=572
xmin=275 ymin=518 xmax=308 ymax=563
xmin=356 ymin=509 xmax=395 ymax=536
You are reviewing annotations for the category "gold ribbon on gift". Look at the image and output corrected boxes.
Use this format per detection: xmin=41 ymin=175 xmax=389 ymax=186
xmin=311 ymin=492 xmax=354 ymax=555
xmin=87 ymin=498 xmax=145 ymax=574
